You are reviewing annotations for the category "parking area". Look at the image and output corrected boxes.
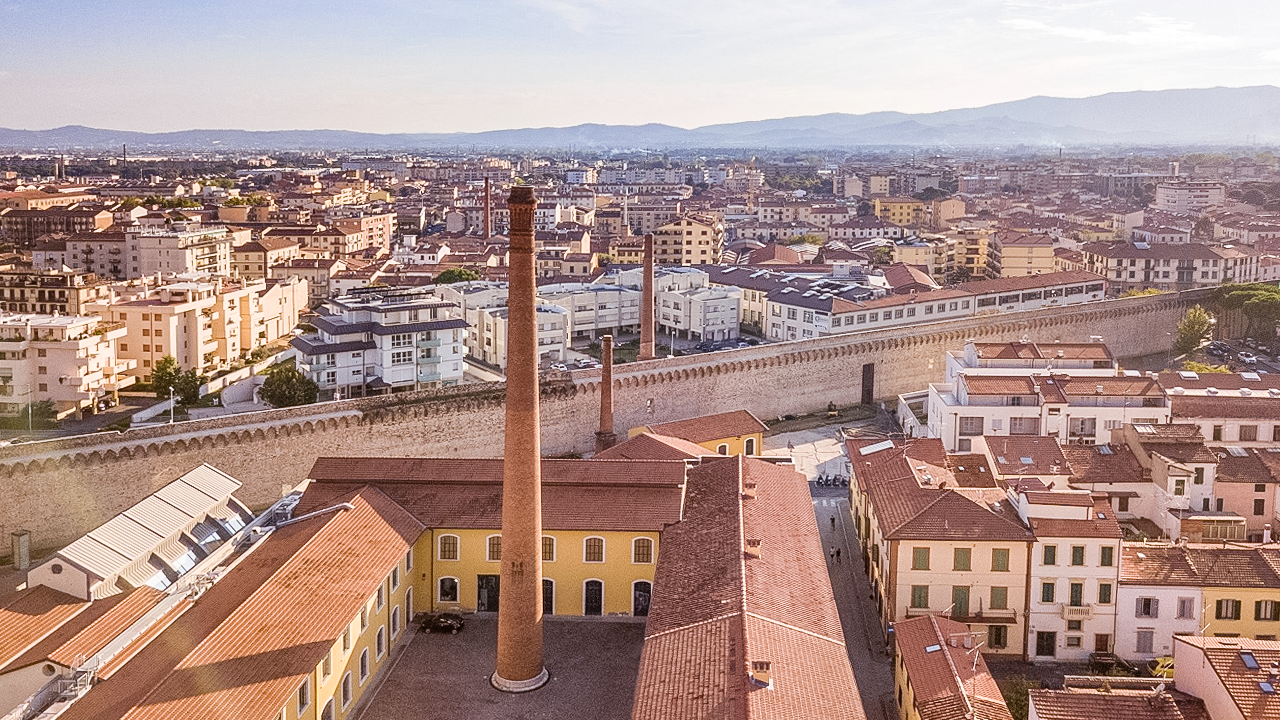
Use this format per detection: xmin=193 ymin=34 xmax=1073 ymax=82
xmin=356 ymin=616 xmax=645 ymax=720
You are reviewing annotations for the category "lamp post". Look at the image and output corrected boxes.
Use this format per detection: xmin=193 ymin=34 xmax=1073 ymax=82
xmin=169 ymin=385 xmax=174 ymax=424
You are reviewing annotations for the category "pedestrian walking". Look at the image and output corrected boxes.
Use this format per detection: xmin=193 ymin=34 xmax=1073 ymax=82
xmin=830 ymin=516 xmax=836 ymax=529
xmin=829 ymin=546 xmax=836 ymax=562
xmin=835 ymin=548 xmax=841 ymax=562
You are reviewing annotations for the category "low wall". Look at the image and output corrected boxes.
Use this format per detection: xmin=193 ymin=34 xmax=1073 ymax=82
xmin=0 ymin=290 xmax=1208 ymax=556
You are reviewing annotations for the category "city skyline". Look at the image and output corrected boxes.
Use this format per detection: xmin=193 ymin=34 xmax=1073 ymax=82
xmin=2 ymin=0 xmax=1279 ymax=134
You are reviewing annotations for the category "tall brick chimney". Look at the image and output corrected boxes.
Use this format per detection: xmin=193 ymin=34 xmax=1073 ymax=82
xmin=483 ymin=178 xmax=493 ymax=239
xmin=492 ymin=185 xmax=549 ymax=693
xmin=638 ymin=233 xmax=656 ymax=361
xmin=595 ymin=334 xmax=617 ymax=452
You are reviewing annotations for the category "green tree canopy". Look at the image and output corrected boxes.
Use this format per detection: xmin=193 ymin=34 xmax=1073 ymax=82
xmin=1174 ymin=304 xmax=1214 ymax=354
xmin=1217 ymin=283 xmax=1280 ymax=336
xmin=1182 ymin=361 xmax=1231 ymax=374
xmin=434 ymin=268 xmax=480 ymax=284
xmin=151 ymin=356 xmax=181 ymax=399
xmin=259 ymin=365 xmax=319 ymax=408
xmin=174 ymin=368 xmax=206 ymax=405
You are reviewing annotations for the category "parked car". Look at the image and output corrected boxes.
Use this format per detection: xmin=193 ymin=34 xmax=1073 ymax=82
xmin=550 ymin=362 xmax=568 ymax=371
xmin=421 ymin=612 xmax=465 ymax=634
xmin=1238 ymin=351 xmax=1258 ymax=365
xmin=1147 ymin=655 xmax=1174 ymax=679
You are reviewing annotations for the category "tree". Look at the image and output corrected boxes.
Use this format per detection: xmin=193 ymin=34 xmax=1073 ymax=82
xmin=434 ymin=268 xmax=480 ymax=284
xmin=1174 ymin=304 xmax=1214 ymax=354
xmin=913 ymin=186 xmax=950 ymax=202
xmin=856 ymin=200 xmax=874 ymax=217
xmin=1218 ymin=283 xmax=1280 ymax=336
xmin=1192 ymin=216 xmax=1215 ymax=240
xmin=1120 ymin=288 xmax=1165 ymax=298
xmin=871 ymin=246 xmax=894 ymax=265
xmin=174 ymin=368 xmax=206 ymax=405
xmin=788 ymin=233 xmax=825 ymax=246
xmin=259 ymin=365 xmax=319 ymax=408
xmin=1182 ymin=361 xmax=1230 ymax=374
xmin=152 ymin=356 xmax=181 ymax=399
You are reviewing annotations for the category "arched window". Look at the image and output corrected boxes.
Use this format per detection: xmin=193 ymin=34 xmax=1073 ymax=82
xmin=438 ymin=534 xmax=459 ymax=561
xmin=632 ymin=537 xmax=654 ymax=564
xmin=584 ymin=579 xmax=604 ymax=616
xmin=406 ymin=587 xmax=414 ymax=619
xmin=542 ymin=535 xmax=557 ymax=562
xmin=390 ymin=605 xmax=401 ymax=637
xmin=438 ymin=576 xmax=459 ymax=603
xmin=633 ymin=580 xmax=652 ymax=617
xmin=584 ymin=537 xmax=605 ymax=563
xmin=487 ymin=535 xmax=502 ymax=562
xmin=745 ymin=438 xmax=756 ymax=455
xmin=717 ymin=443 xmax=729 ymax=455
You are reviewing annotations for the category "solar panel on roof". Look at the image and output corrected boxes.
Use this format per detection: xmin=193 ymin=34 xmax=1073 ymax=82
xmin=1098 ymin=445 xmax=1114 ymax=455
xmin=859 ymin=440 xmax=895 ymax=456
xmin=1227 ymin=447 xmax=1249 ymax=457
xmin=925 ymin=644 xmax=942 ymax=653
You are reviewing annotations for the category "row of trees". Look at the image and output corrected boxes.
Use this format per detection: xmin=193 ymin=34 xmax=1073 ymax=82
xmin=1217 ymin=284 xmax=1280 ymax=337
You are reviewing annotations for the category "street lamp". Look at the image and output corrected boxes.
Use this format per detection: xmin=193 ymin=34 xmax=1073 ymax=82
xmin=169 ymin=385 xmax=174 ymax=424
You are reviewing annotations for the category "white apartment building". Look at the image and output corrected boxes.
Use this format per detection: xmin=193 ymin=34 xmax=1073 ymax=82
xmin=102 ymin=275 xmax=306 ymax=382
xmin=1016 ymin=487 xmax=1123 ymax=663
xmin=472 ymin=303 xmax=568 ymax=370
xmin=1161 ymin=371 xmax=1280 ymax=447
xmin=1154 ymin=182 xmax=1226 ymax=215
xmin=612 ymin=266 xmax=743 ymax=343
xmin=0 ymin=313 xmax=135 ymax=419
xmin=131 ymin=221 xmax=242 ymax=277
xmin=537 ymin=283 xmax=641 ymax=340
xmin=926 ymin=371 xmax=1170 ymax=452
xmin=292 ymin=286 xmax=467 ymax=398
xmin=1115 ymin=545 xmax=1203 ymax=663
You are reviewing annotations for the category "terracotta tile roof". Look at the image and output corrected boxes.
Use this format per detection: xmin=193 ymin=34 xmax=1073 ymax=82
xmin=1122 ymin=544 xmax=1280 ymax=588
xmin=61 ymin=486 xmax=423 ymax=720
xmin=894 ymin=615 xmax=1013 ymax=720
xmin=1028 ymin=501 xmax=1124 ymax=539
xmin=0 ymin=586 xmax=88 ymax=670
xmin=1172 ymin=395 xmax=1280 ymax=420
xmin=303 ymin=457 xmax=688 ymax=531
xmin=647 ymin=410 xmax=768 ymax=444
xmin=946 ymin=454 xmax=999 ymax=488
xmin=971 ymin=342 xmax=1112 ymax=361
xmin=984 ymin=436 xmax=1069 ymax=476
xmin=633 ymin=456 xmax=864 ymax=720
xmin=1174 ymin=636 xmax=1280 ymax=719
xmin=595 ymin=433 xmax=710 ymax=460
xmin=1029 ymin=686 xmax=1208 ymax=720
xmin=1 ymin=586 xmax=165 ymax=674
xmin=962 ymin=375 xmax=1037 ymax=396
xmin=957 ymin=270 xmax=1105 ymax=295
xmin=1062 ymin=443 xmax=1147 ymax=485
xmin=1158 ymin=371 xmax=1280 ymax=393
xmin=890 ymin=491 xmax=1034 ymax=542
xmin=1215 ymin=447 xmax=1280 ymax=484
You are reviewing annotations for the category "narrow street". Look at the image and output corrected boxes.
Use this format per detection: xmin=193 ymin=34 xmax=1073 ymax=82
xmin=764 ymin=425 xmax=896 ymax=720
xmin=814 ymin=487 xmax=896 ymax=720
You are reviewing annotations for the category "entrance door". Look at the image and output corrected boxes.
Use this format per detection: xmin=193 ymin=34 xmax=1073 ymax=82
xmin=543 ymin=579 xmax=554 ymax=616
xmin=951 ymin=586 xmax=970 ymax=619
xmin=477 ymin=574 xmax=500 ymax=612
xmin=861 ymin=363 xmax=875 ymax=406
xmin=633 ymin=581 xmax=652 ymax=617
xmin=584 ymin=580 xmax=603 ymax=616
xmin=1095 ymin=634 xmax=1111 ymax=653
xmin=1036 ymin=631 xmax=1057 ymax=657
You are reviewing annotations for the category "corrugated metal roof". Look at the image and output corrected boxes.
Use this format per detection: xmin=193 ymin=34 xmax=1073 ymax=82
xmin=55 ymin=465 xmax=243 ymax=592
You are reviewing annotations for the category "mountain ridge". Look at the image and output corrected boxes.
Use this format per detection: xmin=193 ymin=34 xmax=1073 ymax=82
xmin=3 ymin=86 xmax=1278 ymax=151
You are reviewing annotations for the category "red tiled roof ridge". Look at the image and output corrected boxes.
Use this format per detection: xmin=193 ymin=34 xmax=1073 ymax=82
xmin=642 ymin=611 xmax=740 ymax=641
xmin=744 ymin=610 xmax=848 ymax=647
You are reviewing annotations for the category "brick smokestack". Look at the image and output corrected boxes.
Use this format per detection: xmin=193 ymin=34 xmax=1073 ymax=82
xmin=484 ymin=178 xmax=493 ymax=239
xmin=595 ymin=334 xmax=617 ymax=452
xmin=492 ymin=185 xmax=549 ymax=693
xmin=638 ymin=233 xmax=656 ymax=361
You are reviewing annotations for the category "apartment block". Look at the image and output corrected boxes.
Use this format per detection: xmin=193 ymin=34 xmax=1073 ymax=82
xmin=292 ymin=286 xmax=468 ymax=398
xmin=132 ymin=221 xmax=242 ymax=277
xmin=0 ymin=207 xmax=113 ymax=248
xmin=0 ymin=312 xmax=134 ymax=419
xmin=0 ymin=268 xmax=113 ymax=316
xmin=652 ymin=214 xmax=724 ymax=266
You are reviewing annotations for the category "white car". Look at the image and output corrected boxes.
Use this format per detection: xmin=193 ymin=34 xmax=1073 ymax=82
xmin=550 ymin=362 xmax=568 ymax=371
xmin=1238 ymin=351 xmax=1258 ymax=365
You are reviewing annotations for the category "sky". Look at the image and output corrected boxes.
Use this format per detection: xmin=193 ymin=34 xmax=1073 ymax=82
xmin=1 ymin=0 xmax=1278 ymax=134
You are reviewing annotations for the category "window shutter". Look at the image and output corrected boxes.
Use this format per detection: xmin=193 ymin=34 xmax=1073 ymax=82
xmin=1151 ymin=598 xmax=1158 ymax=618
xmin=1135 ymin=598 xmax=1143 ymax=617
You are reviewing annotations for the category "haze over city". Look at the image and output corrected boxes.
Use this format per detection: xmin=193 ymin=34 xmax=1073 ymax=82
xmin=3 ymin=0 xmax=1280 ymax=132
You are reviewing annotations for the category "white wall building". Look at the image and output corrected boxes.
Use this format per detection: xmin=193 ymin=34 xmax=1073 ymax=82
xmin=292 ymin=286 xmax=467 ymax=398
xmin=0 ymin=312 xmax=135 ymax=419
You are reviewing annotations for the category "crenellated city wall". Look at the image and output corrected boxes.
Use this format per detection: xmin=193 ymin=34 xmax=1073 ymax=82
xmin=0 ymin=289 xmax=1210 ymax=555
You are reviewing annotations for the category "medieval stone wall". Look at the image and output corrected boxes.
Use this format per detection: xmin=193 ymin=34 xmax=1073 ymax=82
xmin=0 ymin=290 xmax=1209 ymax=555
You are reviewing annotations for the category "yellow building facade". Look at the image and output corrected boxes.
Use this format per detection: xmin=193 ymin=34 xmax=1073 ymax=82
xmin=1202 ymin=584 xmax=1280 ymax=641
xmin=873 ymin=198 xmax=926 ymax=227
xmin=413 ymin=528 xmax=660 ymax=617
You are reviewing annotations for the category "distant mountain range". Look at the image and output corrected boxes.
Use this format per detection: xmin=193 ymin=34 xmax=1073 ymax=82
xmin=3 ymin=86 xmax=1279 ymax=152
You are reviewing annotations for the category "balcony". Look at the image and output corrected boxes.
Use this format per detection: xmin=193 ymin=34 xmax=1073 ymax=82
xmin=1062 ymin=604 xmax=1094 ymax=621
xmin=418 ymin=370 xmax=442 ymax=383
xmin=905 ymin=606 xmax=934 ymax=618
xmin=416 ymin=336 xmax=442 ymax=349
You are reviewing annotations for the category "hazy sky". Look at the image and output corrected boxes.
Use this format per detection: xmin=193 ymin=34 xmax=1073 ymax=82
xmin=2 ymin=0 xmax=1278 ymax=133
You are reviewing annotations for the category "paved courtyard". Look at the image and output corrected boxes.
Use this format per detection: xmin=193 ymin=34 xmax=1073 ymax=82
xmin=357 ymin=616 xmax=645 ymax=720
